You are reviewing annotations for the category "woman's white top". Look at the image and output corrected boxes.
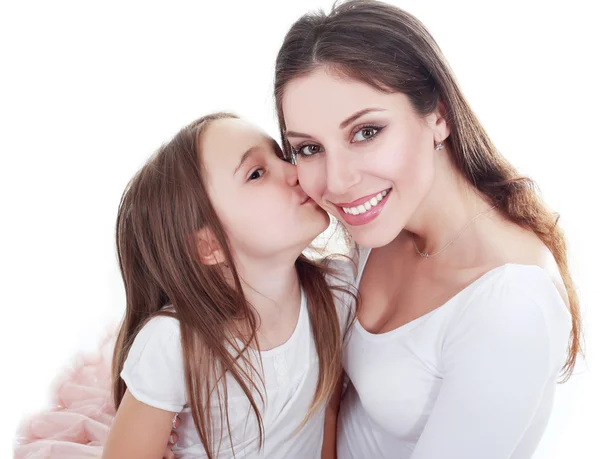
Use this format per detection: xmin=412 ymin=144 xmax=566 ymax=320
xmin=337 ymin=247 xmax=572 ymax=459
xmin=120 ymin=261 xmax=355 ymax=459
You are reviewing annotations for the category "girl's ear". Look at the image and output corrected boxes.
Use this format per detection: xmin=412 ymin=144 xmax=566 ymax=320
xmin=195 ymin=227 xmax=226 ymax=266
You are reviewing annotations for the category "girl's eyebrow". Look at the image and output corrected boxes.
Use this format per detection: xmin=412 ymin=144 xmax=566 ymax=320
xmin=233 ymin=145 xmax=261 ymax=176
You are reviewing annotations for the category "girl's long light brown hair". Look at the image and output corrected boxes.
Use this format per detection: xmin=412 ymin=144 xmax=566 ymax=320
xmin=112 ymin=112 xmax=354 ymax=458
xmin=275 ymin=0 xmax=581 ymax=379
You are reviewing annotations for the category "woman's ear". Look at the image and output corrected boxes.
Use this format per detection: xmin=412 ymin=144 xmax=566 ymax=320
xmin=433 ymin=101 xmax=450 ymax=143
xmin=428 ymin=101 xmax=450 ymax=144
xmin=195 ymin=227 xmax=226 ymax=266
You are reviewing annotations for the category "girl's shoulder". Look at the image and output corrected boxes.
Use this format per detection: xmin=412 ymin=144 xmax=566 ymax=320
xmin=324 ymin=255 xmax=358 ymax=287
xmin=121 ymin=310 xmax=187 ymax=412
xmin=124 ymin=311 xmax=183 ymax=373
xmin=322 ymin=242 xmax=367 ymax=287
xmin=138 ymin=310 xmax=180 ymax=336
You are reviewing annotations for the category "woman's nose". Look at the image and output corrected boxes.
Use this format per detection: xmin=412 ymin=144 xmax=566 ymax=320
xmin=325 ymin=149 xmax=360 ymax=195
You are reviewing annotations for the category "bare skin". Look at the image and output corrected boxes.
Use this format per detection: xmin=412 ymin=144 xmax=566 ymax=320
xmin=281 ymin=68 xmax=568 ymax=339
xmin=105 ymin=118 xmax=329 ymax=458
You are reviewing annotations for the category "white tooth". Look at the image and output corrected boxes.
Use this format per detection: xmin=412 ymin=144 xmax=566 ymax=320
xmin=382 ymin=189 xmax=388 ymax=197
xmin=364 ymin=201 xmax=372 ymax=210
xmin=370 ymin=197 xmax=378 ymax=206
xmin=376 ymin=193 xmax=383 ymax=201
xmin=343 ymin=207 xmax=349 ymax=214
xmin=352 ymin=207 xmax=359 ymax=215
xmin=357 ymin=205 xmax=367 ymax=214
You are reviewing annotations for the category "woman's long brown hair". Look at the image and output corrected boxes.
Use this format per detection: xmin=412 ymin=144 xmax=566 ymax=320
xmin=275 ymin=0 xmax=581 ymax=379
xmin=111 ymin=112 xmax=354 ymax=458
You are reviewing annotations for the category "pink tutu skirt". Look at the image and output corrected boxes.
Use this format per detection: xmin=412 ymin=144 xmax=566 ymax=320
xmin=14 ymin=329 xmax=117 ymax=459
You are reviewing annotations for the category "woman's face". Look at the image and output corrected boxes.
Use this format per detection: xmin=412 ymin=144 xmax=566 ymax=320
xmin=200 ymin=117 xmax=329 ymax=262
xmin=282 ymin=68 xmax=449 ymax=248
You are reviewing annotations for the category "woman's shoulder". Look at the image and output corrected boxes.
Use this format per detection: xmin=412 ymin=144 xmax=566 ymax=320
xmin=483 ymin=219 xmax=569 ymax=304
xmin=489 ymin=232 xmax=568 ymax=303
xmin=460 ymin=262 xmax=571 ymax=333
xmin=480 ymin=263 xmax=561 ymax=297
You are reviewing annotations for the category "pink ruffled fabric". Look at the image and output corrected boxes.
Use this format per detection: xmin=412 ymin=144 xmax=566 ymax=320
xmin=14 ymin=328 xmax=117 ymax=458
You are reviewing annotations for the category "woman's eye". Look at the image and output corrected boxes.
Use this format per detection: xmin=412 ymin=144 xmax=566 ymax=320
xmin=352 ymin=127 xmax=380 ymax=142
xmin=248 ymin=168 xmax=264 ymax=181
xmin=297 ymin=144 xmax=323 ymax=157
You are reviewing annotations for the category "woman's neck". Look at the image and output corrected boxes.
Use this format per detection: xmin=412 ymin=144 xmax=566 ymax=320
xmin=404 ymin=149 xmax=493 ymax=257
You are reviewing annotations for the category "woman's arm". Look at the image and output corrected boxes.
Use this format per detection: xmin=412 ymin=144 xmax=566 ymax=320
xmin=321 ymin=374 xmax=344 ymax=459
xmin=410 ymin=268 xmax=571 ymax=459
xmin=103 ymin=390 xmax=175 ymax=459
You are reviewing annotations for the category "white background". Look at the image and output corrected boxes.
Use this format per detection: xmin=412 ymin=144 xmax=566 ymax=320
xmin=1 ymin=0 xmax=599 ymax=457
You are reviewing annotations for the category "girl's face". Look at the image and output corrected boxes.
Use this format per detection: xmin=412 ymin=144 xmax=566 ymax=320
xmin=282 ymin=68 xmax=449 ymax=248
xmin=201 ymin=118 xmax=329 ymax=262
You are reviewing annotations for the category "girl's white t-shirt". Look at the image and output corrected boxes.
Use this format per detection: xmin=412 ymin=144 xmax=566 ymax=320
xmin=337 ymin=247 xmax=572 ymax=459
xmin=121 ymin=260 xmax=355 ymax=459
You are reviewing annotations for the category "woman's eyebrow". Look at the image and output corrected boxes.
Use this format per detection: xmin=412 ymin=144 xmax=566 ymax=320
xmin=339 ymin=108 xmax=386 ymax=129
xmin=285 ymin=130 xmax=312 ymax=139
xmin=285 ymin=107 xmax=387 ymax=139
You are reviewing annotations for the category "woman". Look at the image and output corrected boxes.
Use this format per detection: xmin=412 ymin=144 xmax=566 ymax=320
xmin=274 ymin=0 xmax=581 ymax=457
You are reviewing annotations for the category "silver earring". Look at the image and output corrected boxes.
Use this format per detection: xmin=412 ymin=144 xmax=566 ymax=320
xmin=435 ymin=142 xmax=444 ymax=151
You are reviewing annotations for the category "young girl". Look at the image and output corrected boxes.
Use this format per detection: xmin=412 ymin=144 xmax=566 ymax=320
xmin=102 ymin=112 xmax=355 ymax=458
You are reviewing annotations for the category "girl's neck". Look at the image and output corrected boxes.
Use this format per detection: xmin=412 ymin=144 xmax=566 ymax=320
xmin=232 ymin=256 xmax=302 ymax=351
xmin=235 ymin=256 xmax=301 ymax=319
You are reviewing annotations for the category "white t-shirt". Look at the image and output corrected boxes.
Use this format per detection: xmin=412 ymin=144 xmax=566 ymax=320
xmin=121 ymin=261 xmax=355 ymax=459
xmin=337 ymin=248 xmax=572 ymax=459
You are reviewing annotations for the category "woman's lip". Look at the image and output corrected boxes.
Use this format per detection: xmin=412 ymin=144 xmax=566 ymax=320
xmin=334 ymin=188 xmax=391 ymax=208
xmin=335 ymin=189 xmax=391 ymax=226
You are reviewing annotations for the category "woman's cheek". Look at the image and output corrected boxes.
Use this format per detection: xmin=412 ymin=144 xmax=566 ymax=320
xmin=297 ymin=162 xmax=323 ymax=200
xmin=370 ymin=145 xmax=412 ymax=182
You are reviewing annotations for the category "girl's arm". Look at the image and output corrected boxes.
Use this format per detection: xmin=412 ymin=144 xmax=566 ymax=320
xmin=107 ymin=316 xmax=186 ymax=458
xmin=321 ymin=374 xmax=344 ymax=459
xmin=103 ymin=390 xmax=175 ymax=459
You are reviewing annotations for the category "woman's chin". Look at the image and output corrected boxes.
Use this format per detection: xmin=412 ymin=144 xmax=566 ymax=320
xmin=344 ymin=220 xmax=402 ymax=249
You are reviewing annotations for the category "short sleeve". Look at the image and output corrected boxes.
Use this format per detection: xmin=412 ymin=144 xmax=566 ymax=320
xmin=120 ymin=315 xmax=187 ymax=413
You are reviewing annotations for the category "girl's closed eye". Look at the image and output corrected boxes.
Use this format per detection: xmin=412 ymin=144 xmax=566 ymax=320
xmin=247 ymin=168 xmax=265 ymax=181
